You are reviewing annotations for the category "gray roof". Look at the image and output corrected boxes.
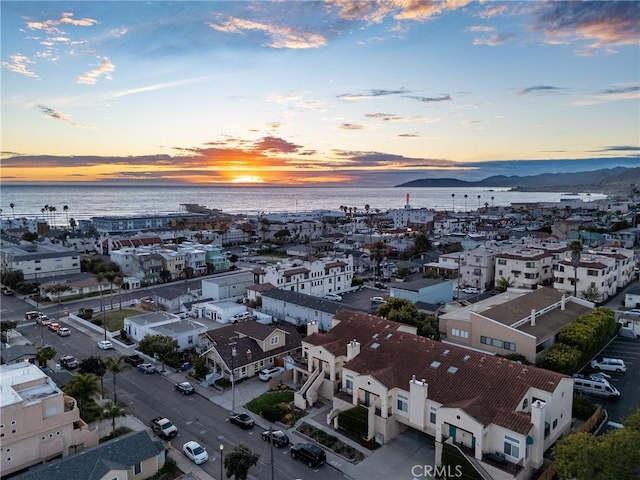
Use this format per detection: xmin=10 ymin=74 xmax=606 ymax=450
xmin=126 ymin=311 xmax=179 ymax=326
xmin=0 ymin=344 xmax=38 ymax=363
xmin=153 ymin=319 xmax=206 ymax=334
xmin=203 ymin=271 xmax=253 ymax=287
xmin=388 ymin=277 xmax=445 ymax=292
xmin=10 ymin=430 xmax=165 ymax=480
xmin=153 ymin=284 xmax=192 ymax=300
xmin=262 ymin=288 xmax=367 ymax=314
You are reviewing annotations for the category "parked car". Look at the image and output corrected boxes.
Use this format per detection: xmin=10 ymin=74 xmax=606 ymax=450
xmin=370 ymin=296 xmax=386 ymax=304
xmin=461 ymin=287 xmax=480 ymax=294
xmin=1 ymin=286 xmax=14 ymax=295
xmin=57 ymin=327 xmax=71 ymax=337
xmin=261 ymin=429 xmax=289 ymax=447
xmin=625 ymin=309 xmax=640 ymax=316
xmin=137 ymin=363 xmax=157 ymax=374
xmin=230 ymin=311 xmax=252 ymax=323
xmin=323 ymin=293 xmax=343 ymax=301
xmin=258 ymin=366 xmax=285 ymax=381
xmin=183 ymin=441 xmax=208 ymax=465
xmin=59 ymin=354 xmax=79 ymax=370
xmin=590 ymin=357 xmax=626 ymax=373
xmin=39 ymin=316 xmax=52 ymax=327
xmin=97 ymin=340 xmax=113 ymax=350
xmin=175 ymin=381 xmax=195 ymax=395
xmin=47 ymin=322 xmax=61 ymax=332
xmin=290 ymin=443 xmax=326 ymax=468
xmin=229 ymin=413 xmax=254 ymax=429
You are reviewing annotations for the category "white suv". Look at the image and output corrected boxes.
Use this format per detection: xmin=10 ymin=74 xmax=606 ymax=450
xmin=590 ymin=358 xmax=626 ymax=373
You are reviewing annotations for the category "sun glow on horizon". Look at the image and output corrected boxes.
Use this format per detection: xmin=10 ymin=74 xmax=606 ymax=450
xmin=230 ymin=175 xmax=264 ymax=184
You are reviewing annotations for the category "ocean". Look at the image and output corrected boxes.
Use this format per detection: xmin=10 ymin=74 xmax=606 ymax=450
xmin=0 ymin=185 xmax=605 ymax=224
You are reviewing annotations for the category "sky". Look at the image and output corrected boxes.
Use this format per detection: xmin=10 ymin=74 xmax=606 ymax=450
xmin=1 ymin=0 xmax=639 ymax=186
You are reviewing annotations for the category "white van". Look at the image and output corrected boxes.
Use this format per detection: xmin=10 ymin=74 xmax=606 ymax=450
xmin=573 ymin=378 xmax=620 ymax=399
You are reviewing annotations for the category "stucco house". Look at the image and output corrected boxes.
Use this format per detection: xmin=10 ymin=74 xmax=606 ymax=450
xmin=124 ymin=311 xmax=207 ymax=350
xmin=295 ymin=310 xmax=572 ymax=480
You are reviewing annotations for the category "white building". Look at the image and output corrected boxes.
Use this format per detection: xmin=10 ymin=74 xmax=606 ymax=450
xmin=192 ymin=300 xmax=247 ymax=324
xmin=201 ymin=270 xmax=254 ymax=301
xmin=495 ymin=248 xmax=554 ymax=290
xmin=261 ymin=288 xmax=347 ymax=331
xmin=553 ymin=252 xmax=618 ymax=302
xmin=123 ymin=311 xmax=206 ymax=350
xmin=0 ymin=244 xmax=80 ymax=281
xmin=390 ymin=201 xmax=435 ymax=230
xmin=254 ymin=255 xmax=354 ymax=298
xmin=459 ymin=244 xmax=500 ymax=292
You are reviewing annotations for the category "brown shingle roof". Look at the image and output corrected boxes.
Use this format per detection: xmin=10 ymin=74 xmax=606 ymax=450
xmin=312 ymin=312 xmax=567 ymax=435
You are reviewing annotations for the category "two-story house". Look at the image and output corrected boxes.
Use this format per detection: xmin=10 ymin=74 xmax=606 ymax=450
xmin=494 ymin=248 xmax=554 ymax=290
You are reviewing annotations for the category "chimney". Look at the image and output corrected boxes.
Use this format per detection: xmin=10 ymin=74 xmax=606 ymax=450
xmin=346 ymin=339 xmax=361 ymax=361
xmin=530 ymin=309 xmax=536 ymax=326
xmin=246 ymin=349 xmax=252 ymax=361
xmin=561 ymin=294 xmax=566 ymax=311
xmin=306 ymin=321 xmax=319 ymax=337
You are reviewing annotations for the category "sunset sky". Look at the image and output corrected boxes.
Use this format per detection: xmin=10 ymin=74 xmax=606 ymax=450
xmin=1 ymin=1 xmax=638 ymax=186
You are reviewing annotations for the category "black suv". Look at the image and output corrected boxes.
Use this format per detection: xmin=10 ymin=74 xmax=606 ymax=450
xmin=174 ymin=382 xmax=195 ymax=395
xmin=290 ymin=443 xmax=326 ymax=468
xmin=59 ymin=354 xmax=79 ymax=370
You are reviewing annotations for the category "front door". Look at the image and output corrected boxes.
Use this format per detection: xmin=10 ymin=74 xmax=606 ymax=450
xmin=449 ymin=425 xmax=457 ymax=441
xmin=364 ymin=391 xmax=371 ymax=406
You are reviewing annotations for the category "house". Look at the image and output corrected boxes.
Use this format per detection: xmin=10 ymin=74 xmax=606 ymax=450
xmin=0 ymin=243 xmax=81 ymax=281
xmin=388 ymin=277 xmax=454 ymax=305
xmin=624 ymin=285 xmax=640 ymax=309
xmin=296 ymin=311 xmax=572 ymax=479
xmin=10 ymin=430 xmax=166 ymax=480
xmin=192 ymin=300 xmax=248 ymax=324
xmin=123 ymin=311 xmax=207 ymax=350
xmin=152 ymin=284 xmax=198 ymax=313
xmin=261 ymin=288 xmax=364 ymax=331
xmin=439 ymin=287 xmax=593 ymax=363
xmin=198 ymin=321 xmax=302 ymax=382
xmin=494 ymin=248 xmax=554 ymax=290
xmin=1 ymin=343 xmax=37 ymax=365
xmin=0 ymin=363 xmax=99 ymax=476
xmin=38 ymin=273 xmax=105 ymax=301
xmin=201 ymin=270 xmax=254 ymax=301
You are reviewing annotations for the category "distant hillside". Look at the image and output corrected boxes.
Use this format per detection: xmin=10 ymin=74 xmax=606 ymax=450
xmin=396 ymin=167 xmax=640 ymax=193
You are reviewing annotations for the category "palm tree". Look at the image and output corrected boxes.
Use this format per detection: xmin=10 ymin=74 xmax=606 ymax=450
xmin=63 ymin=373 xmax=100 ymax=419
xmin=100 ymin=400 xmax=128 ymax=437
xmin=569 ymin=239 xmax=583 ymax=297
xmin=104 ymin=356 xmax=131 ymax=404
xmin=49 ymin=206 xmax=57 ymax=228
xmin=63 ymin=205 xmax=69 ymax=228
xmin=491 ymin=196 xmax=495 ymax=210
xmin=102 ymin=271 xmax=122 ymax=310
xmin=69 ymin=217 xmax=77 ymax=232
xmin=464 ymin=194 xmax=468 ymax=212
xmin=477 ymin=195 xmax=481 ymax=210
xmin=451 ymin=194 xmax=455 ymax=212
xmin=9 ymin=203 xmax=15 ymax=227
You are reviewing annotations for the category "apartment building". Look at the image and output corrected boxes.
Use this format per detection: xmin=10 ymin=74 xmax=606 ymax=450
xmin=0 ymin=244 xmax=80 ymax=281
xmin=390 ymin=199 xmax=435 ymax=230
xmin=253 ymin=255 xmax=353 ymax=298
xmin=0 ymin=363 xmax=99 ymax=476
xmin=587 ymin=246 xmax=637 ymax=290
xmin=553 ymin=252 xmax=618 ymax=302
xmin=439 ymin=287 xmax=593 ymax=363
xmin=494 ymin=248 xmax=554 ymax=290
xmin=201 ymin=270 xmax=254 ymax=302
xmin=459 ymin=244 xmax=499 ymax=291
xmin=295 ymin=311 xmax=572 ymax=479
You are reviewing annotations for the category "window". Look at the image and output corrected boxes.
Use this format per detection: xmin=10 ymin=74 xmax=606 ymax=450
xmin=345 ymin=374 xmax=353 ymax=393
xmin=270 ymin=336 xmax=279 ymax=345
xmin=480 ymin=336 xmax=490 ymax=345
xmin=553 ymin=419 xmax=558 ymax=429
xmin=503 ymin=435 xmax=520 ymax=459
xmin=492 ymin=338 xmax=504 ymax=348
xmin=498 ymin=259 xmax=507 ymax=265
xmin=397 ymin=394 xmax=409 ymax=413
xmin=133 ymin=462 xmax=141 ymax=475
xmin=525 ymin=262 xmax=536 ymax=268
xmin=430 ymin=406 xmax=437 ymax=424
xmin=451 ymin=328 xmax=469 ymax=339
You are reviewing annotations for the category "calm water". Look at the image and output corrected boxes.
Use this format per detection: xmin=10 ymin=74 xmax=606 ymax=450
xmin=0 ymin=185 xmax=605 ymax=224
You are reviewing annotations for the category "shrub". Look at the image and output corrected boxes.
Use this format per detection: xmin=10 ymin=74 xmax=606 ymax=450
xmin=504 ymin=353 xmax=530 ymax=364
xmin=338 ymin=406 xmax=369 ymax=440
xmin=261 ymin=404 xmax=282 ymax=423
xmin=536 ymin=343 xmax=582 ymax=375
xmin=573 ymin=395 xmax=597 ymax=420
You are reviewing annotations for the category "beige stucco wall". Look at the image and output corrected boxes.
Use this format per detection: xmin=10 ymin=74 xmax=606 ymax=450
xmin=469 ymin=313 xmax=537 ymax=362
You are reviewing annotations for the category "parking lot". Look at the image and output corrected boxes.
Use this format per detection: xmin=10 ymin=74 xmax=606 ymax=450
xmin=580 ymin=335 xmax=640 ymax=426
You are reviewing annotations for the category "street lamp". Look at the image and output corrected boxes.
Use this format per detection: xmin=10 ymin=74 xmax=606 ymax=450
xmin=231 ymin=345 xmax=237 ymax=412
xmin=219 ymin=444 xmax=224 ymax=480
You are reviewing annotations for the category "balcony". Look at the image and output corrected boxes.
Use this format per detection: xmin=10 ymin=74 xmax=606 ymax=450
xmin=482 ymin=452 xmax=524 ymax=477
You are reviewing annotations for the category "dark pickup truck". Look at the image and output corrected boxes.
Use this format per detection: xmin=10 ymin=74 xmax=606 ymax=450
xmin=124 ymin=354 xmax=144 ymax=367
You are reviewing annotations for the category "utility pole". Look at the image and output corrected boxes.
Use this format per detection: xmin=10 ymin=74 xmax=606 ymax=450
xmin=269 ymin=426 xmax=275 ymax=480
xmin=230 ymin=344 xmax=237 ymax=412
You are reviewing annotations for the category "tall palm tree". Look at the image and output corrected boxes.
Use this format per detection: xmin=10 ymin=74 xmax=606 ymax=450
xmin=464 ymin=194 xmax=468 ymax=212
xmin=49 ymin=206 xmax=57 ymax=228
xmin=69 ymin=218 xmax=77 ymax=232
xmin=63 ymin=205 xmax=69 ymax=228
xmin=9 ymin=203 xmax=15 ymax=227
xmin=569 ymin=239 xmax=583 ymax=297
xmin=491 ymin=196 xmax=495 ymax=210
xmin=102 ymin=271 xmax=122 ymax=310
xmin=477 ymin=195 xmax=481 ymax=210
xmin=63 ymin=373 xmax=100 ymax=419
xmin=100 ymin=400 xmax=128 ymax=436
xmin=451 ymin=193 xmax=455 ymax=212
xmin=104 ymin=356 xmax=131 ymax=404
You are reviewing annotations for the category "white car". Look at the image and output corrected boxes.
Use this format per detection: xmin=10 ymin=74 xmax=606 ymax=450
xmin=258 ymin=366 xmax=285 ymax=381
xmin=370 ymin=296 xmax=386 ymax=304
xmin=626 ymin=309 xmax=640 ymax=316
xmin=461 ymin=287 xmax=480 ymax=294
xmin=590 ymin=358 xmax=626 ymax=373
xmin=230 ymin=311 xmax=252 ymax=323
xmin=183 ymin=441 xmax=208 ymax=465
xmin=97 ymin=340 xmax=113 ymax=350
xmin=323 ymin=293 xmax=343 ymax=302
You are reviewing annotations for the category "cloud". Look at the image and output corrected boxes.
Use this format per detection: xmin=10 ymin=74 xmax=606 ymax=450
xmin=254 ymin=136 xmax=302 ymax=153
xmin=468 ymin=26 xmax=495 ymax=32
xmin=337 ymin=88 xmax=408 ymax=100
xmin=398 ymin=133 xmax=419 ymax=138
xmin=77 ymin=57 xmax=115 ymax=85
xmin=462 ymin=120 xmax=481 ymax=126
xmin=478 ymin=3 xmax=511 ymax=20
xmin=2 ymin=54 xmax=39 ymax=78
xmin=594 ymin=85 xmax=640 ymax=101
xmin=339 ymin=123 xmax=365 ymax=130
xmin=36 ymin=104 xmax=92 ymax=129
xmin=365 ymin=113 xmax=429 ymax=123
xmin=595 ymin=145 xmax=640 ymax=153
xmin=326 ymin=0 xmax=471 ymax=24
xmin=405 ymin=94 xmax=452 ymax=103
xmin=26 ymin=12 xmax=98 ymax=35
xmin=518 ymin=85 xmax=564 ymax=95
xmin=208 ymin=17 xmax=326 ymax=49
xmin=533 ymin=1 xmax=640 ymax=50
xmin=473 ymin=33 xmax=516 ymax=46
xmin=108 ymin=76 xmax=210 ymax=99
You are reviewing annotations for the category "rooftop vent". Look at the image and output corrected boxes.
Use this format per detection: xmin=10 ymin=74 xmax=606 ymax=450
xmin=372 ymin=333 xmax=379 ymax=339
xmin=430 ymin=361 xmax=441 ymax=369
xmin=385 ymin=333 xmax=392 ymax=340
xmin=385 ymin=324 xmax=391 ymax=329
xmin=443 ymin=349 xmax=450 ymax=356
xmin=447 ymin=366 xmax=458 ymax=374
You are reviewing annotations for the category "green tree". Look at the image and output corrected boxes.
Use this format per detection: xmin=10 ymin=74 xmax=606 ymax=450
xmin=370 ymin=241 xmax=387 ymax=282
xmin=1 ymin=269 xmax=25 ymax=288
xmin=100 ymin=400 xmax=128 ymax=436
xmin=1 ymin=320 xmax=18 ymax=343
xmin=102 ymin=271 xmax=122 ymax=309
xmin=36 ymin=346 xmax=56 ymax=367
xmin=104 ymin=356 xmax=131 ymax=403
xmin=376 ymin=297 xmax=420 ymax=325
xmin=63 ymin=373 xmax=100 ymax=419
xmin=580 ymin=284 xmax=601 ymax=302
xmin=412 ymin=232 xmax=431 ymax=256
xmin=224 ymin=444 xmax=259 ymax=480
xmin=495 ymin=276 xmax=514 ymax=292
xmin=193 ymin=356 xmax=210 ymax=380
xmin=159 ymin=269 xmax=172 ymax=283
xmin=78 ymin=356 xmax=107 ymax=398
xmin=22 ymin=231 xmax=38 ymax=242
xmin=43 ymin=283 xmax=72 ymax=303
xmin=137 ymin=334 xmax=179 ymax=372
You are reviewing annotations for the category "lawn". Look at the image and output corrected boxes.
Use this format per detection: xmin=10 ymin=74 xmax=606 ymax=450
xmin=245 ymin=391 xmax=293 ymax=415
xmin=95 ymin=309 xmax=141 ymax=332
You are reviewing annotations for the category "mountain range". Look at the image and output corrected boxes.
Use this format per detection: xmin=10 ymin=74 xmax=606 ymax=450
xmin=396 ymin=167 xmax=640 ymax=193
